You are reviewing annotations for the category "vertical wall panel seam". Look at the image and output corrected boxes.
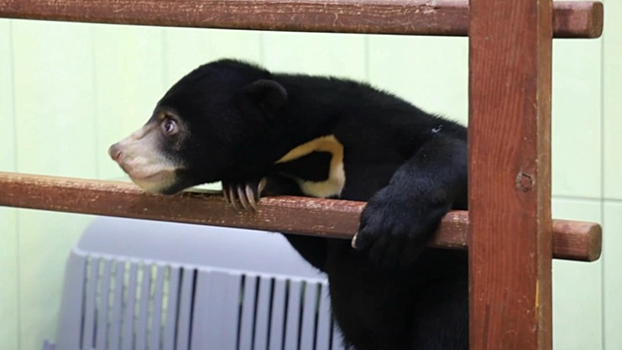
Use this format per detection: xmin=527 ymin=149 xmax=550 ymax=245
xmin=91 ymin=26 xmax=100 ymax=179
xmin=259 ymin=32 xmax=266 ymax=66
xmin=161 ymin=29 xmax=169 ymax=87
xmin=599 ymin=2 xmax=606 ymax=347
xmin=363 ymin=36 xmax=370 ymax=82
xmin=161 ymin=28 xmax=169 ymax=91
xmin=8 ymin=19 xmax=22 ymax=350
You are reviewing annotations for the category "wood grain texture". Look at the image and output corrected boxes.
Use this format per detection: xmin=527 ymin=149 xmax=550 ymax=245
xmin=469 ymin=0 xmax=553 ymax=348
xmin=0 ymin=172 xmax=601 ymax=262
xmin=0 ymin=0 xmax=602 ymax=38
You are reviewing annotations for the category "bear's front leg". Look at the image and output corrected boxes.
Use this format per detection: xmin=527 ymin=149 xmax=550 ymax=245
xmin=353 ymin=135 xmax=468 ymax=268
xmin=223 ymin=176 xmax=329 ymax=272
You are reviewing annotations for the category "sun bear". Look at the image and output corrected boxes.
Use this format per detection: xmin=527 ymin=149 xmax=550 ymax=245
xmin=109 ymin=59 xmax=468 ymax=350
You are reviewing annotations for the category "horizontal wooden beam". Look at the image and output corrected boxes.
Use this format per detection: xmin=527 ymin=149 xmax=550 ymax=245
xmin=0 ymin=0 xmax=603 ymax=38
xmin=0 ymin=172 xmax=601 ymax=261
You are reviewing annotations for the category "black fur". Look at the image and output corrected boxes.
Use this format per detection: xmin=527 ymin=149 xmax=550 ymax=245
xmin=152 ymin=59 xmax=469 ymax=350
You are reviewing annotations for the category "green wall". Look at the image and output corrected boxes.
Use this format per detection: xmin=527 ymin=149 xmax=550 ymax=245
xmin=0 ymin=3 xmax=620 ymax=348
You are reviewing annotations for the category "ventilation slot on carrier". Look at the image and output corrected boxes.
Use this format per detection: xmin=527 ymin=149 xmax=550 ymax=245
xmin=79 ymin=256 xmax=183 ymax=350
xmin=79 ymin=258 xmax=344 ymax=350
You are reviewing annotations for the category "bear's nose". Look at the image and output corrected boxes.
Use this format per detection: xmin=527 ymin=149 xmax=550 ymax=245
xmin=108 ymin=143 xmax=122 ymax=161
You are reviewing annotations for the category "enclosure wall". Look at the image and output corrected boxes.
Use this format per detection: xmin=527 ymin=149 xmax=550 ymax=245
xmin=0 ymin=6 xmax=620 ymax=349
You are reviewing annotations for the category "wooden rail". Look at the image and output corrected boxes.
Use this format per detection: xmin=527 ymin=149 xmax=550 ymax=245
xmin=469 ymin=0 xmax=554 ymax=348
xmin=0 ymin=0 xmax=603 ymax=38
xmin=0 ymin=1 xmax=605 ymax=348
xmin=0 ymin=172 xmax=601 ymax=262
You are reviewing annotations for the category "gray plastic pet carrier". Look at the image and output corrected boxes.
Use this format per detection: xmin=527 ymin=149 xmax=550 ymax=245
xmin=44 ymin=216 xmax=347 ymax=350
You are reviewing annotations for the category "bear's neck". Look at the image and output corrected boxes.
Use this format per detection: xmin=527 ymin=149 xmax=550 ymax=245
xmin=273 ymin=73 xmax=365 ymax=140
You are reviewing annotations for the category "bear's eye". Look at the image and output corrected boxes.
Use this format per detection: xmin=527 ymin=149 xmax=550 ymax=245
xmin=161 ymin=118 xmax=178 ymax=135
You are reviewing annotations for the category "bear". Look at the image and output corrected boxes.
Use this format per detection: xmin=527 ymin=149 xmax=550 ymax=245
xmin=109 ymin=59 xmax=469 ymax=350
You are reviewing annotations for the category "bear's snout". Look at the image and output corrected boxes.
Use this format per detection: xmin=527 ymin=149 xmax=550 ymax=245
xmin=108 ymin=143 xmax=122 ymax=161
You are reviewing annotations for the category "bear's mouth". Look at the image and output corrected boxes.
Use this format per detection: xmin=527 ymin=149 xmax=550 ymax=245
xmin=114 ymin=160 xmax=169 ymax=183
xmin=111 ymin=150 xmax=180 ymax=187
xmin=128 ymin=170 xmax=173 ymax=183
xmin=128 ymin=169 xmax=180 ymax=194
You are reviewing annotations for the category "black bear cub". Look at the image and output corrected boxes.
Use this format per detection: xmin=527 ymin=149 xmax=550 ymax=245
xmin=109 ymin=59 xmax=468 ymax=350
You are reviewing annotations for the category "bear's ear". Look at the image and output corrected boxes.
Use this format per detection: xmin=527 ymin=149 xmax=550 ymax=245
xmin=243 ymin=79 xmax=287 ymax=117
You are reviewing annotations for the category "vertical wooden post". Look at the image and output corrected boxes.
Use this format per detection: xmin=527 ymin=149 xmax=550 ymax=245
xmin=468 ymin=0 xmax=553 ymax=349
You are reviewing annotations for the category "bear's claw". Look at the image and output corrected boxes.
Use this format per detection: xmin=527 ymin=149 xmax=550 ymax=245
xmin=222 ymin=178 xmax=266 ymax=212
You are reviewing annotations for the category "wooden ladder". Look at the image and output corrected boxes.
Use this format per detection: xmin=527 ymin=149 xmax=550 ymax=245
xmin=0 ymin=1 xmax=604 ymax=349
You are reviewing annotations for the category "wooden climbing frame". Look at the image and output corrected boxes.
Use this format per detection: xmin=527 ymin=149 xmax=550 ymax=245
xmin=469 ymin=1 xmax=554 ymax=348
xmin=0 ymin=1 xmax=604 ymax=349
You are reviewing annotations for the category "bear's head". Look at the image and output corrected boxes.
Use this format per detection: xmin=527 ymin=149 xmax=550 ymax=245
xmin=108 ymin=59 xmax=288 ymax=194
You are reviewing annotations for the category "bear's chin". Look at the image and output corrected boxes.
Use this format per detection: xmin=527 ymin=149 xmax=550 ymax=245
xmin=131 ymin=176 xmax=182 ymax=195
